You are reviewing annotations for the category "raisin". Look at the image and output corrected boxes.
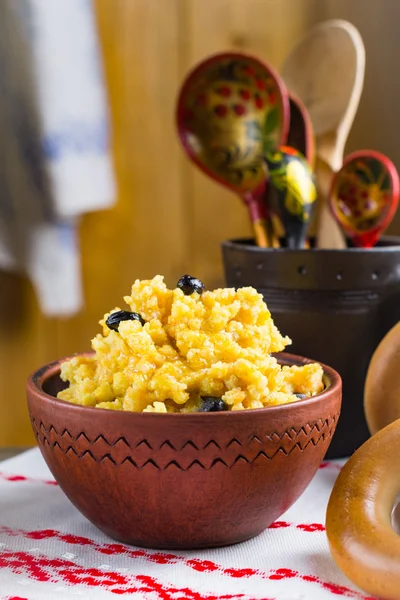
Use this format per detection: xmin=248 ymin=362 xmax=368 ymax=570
xmin=106 ymin=310 xmax=145 ymax=331
xmin=199 ymin=396 xmax=227 ymax=412
xmin=177 ymin=275 xmax=204 ymax=295
xmin=295 ymin=393 xmax=308 ymax=400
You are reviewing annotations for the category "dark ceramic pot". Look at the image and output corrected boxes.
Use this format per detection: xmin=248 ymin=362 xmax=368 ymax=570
xmin=27 ymin=353 xmax=341 ymax=550
xmin=222 ymin=235 xmax=400 ymax=459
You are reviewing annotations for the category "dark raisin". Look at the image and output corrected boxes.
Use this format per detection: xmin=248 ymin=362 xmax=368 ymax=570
xmin=106 ymin=310 xmax=145 ymax=331
xmin=295 ymin=393 xmax=308 ymax=400
xmin=177 ymin=275 xmax=204 ymax=295
xmin=199 ymin=396 xmax=227 ymax=412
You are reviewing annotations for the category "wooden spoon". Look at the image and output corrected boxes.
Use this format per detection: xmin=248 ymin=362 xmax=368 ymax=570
xmin=330 ymin=150 xmax=399 ymax=248
xmin=265 ymin=95 xmax=315 ymax=246
xmin=282 ymin=19 xmax=365 ymax=249
xmin=176 ymin=52 xmax=289 ymax=247
xmin=264 ymin=146 xmax=317 ymax=249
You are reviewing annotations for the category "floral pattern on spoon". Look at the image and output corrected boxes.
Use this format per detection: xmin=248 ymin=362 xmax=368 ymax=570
xmin=177 ymin=52 xmax=289 ymax=197
xmin=330 ymin=150 xmax=399 ymax=248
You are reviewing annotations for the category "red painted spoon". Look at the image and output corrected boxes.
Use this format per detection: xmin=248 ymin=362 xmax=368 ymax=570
xmin=330 ymin=150 xmax=399 ymax=248
xmin=286 ymin=92 xmax=315 ymax=168
xmin=176 ymin=51 xmax=289 ymax=247
xmin=265 ymin=93 xmax=315 ymax=246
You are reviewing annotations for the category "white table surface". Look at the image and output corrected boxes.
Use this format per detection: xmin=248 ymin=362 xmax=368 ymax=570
xmin=0 ymin=449 xmax=372 ymax=600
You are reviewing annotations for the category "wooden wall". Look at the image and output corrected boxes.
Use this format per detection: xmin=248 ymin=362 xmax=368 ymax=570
xmin=1 ymin=0 xmax=399 ymax=446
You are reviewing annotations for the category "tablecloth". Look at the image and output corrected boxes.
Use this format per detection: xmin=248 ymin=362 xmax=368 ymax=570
xmin=0 ymin=449 xmax=373 ymax=600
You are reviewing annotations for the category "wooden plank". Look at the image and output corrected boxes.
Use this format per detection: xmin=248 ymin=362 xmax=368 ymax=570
xmin=0 ymin=273 xmax=56 ymax=446
xmin=57 ymin=0 xmax=187 ymax=353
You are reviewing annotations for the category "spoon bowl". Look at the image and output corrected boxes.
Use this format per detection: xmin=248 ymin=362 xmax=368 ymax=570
xmin=264 ymin=146 xmax=317 ymax=249
xmin=266 ymin=94 xmax=315 ymax=247
xmin=177 ymin=52 xmax=289 ymax=246
xmin=330 ymin=150 xmax=399 ymax=248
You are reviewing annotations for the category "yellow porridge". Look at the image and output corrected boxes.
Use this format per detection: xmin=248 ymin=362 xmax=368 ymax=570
xmin=58 ymin=275 xmax=324 ymax=412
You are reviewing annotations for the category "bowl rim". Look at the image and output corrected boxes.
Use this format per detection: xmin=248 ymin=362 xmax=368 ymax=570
xmin=27 ymin=351 xmax=342 ymax=419
xmin=221 ymin=235 xmax=400 ymax=254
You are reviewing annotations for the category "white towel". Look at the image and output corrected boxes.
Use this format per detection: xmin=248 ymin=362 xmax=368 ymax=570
xmin=0 ymin=0 xmax=116 ymax=316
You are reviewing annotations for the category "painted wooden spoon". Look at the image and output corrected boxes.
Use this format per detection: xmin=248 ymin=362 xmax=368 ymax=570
xmin=264 ymin=146 xmax=317 ymax=249
xmin=176 ymin=51 xmax=289 ymax=247
xmin=282 ymin=19 xmax=365 ymax=249
xmin=287 ymin=92 xmax=315 ymax=168
xmin=330 ymin=150 xmax=399 ymax=248
xmin=265 ymin=94 xmax=315 ymax=247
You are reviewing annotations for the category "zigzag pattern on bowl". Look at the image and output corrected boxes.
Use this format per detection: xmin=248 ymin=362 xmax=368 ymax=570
xmin=31 ymin=414 xmax=339 ymax=471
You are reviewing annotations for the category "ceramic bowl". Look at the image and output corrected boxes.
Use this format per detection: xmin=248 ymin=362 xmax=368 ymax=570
xmin=26 ymin=352 xmax=342 ymax=549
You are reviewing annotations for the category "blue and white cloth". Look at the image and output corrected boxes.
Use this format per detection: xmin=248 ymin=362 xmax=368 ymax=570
xmin=0 ymin=0 xmax=116 ymax=315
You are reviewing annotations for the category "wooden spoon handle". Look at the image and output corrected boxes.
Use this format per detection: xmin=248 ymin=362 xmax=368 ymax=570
xmin=253 ymin=219 xmax=269 ymax=248
xmin=245 ymin=191 xmax=279 ymax=248
xmin=326 ymin=418 xmax=400 ymax=599
xmin=315 ymin=157 xmax=347 ymax=249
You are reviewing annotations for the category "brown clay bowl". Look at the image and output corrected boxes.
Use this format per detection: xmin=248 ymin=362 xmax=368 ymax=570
xmin=26 ymin=352 xmax=341 ymax=550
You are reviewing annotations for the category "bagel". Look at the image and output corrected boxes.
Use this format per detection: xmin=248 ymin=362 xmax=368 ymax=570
xmin=364 ymin=321 xmax=400 ymax=435
xmin=326 ymin=418 xmax=400 ymax=599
